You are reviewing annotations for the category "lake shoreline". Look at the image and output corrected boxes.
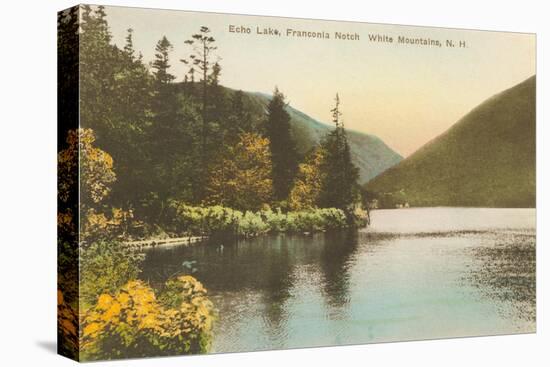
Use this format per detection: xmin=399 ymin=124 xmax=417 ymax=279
xmin=139 ymin=207 xmax=535 ymax=352
xmin=125 ymin=227 xmax=364 ymax=251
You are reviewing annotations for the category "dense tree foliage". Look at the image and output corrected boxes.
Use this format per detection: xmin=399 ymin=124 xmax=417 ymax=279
xmin=265 ymin=87 xmax=300 ymax=202
xmin=58 ymin=8 xmax=82 ymax=359
xmin=79 ymin=5 xmax=154 ymax=215
xmin=289 ymin=147 xmax=326 ymax=210
xmin=205 ymin=132 xmax=273 ymax=211
xmin=77 ymin=6 xmax=364 ymax=230
xmin=287 ymin=95 xmax=361 ymax=216
xmin=318 ymin=94 xmax=360 ymax=212
xmin=57 ymin=128 xmax=213 ymax=360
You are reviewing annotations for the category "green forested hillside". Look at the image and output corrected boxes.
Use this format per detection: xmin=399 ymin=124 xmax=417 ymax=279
xmin=366 ymin=76 xmax=536 ymax=208
xmin=164 ymin=86 xmax=402 ymax=185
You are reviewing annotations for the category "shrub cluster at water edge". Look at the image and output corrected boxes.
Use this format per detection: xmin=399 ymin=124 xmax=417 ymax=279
xmin=169 ymin=202 xmax=355 ymax=237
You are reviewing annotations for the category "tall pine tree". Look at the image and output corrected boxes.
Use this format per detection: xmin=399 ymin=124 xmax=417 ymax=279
xmin=152 ymin=36 xmax=175 ymax=85
xmin=227 ymin=90 xmax=254 ymax=141
xmin=148 ymin=35 xmax=187 ymax=220
xmin=180 ymin=27 xmax=221 ymax=200
xmin=181 ymin=27 xmax=218 ymax=170
xmin=319 ymin=94 xmax=360 ymax=212
xmin=265 ymin=87 xmax=299 ymax=203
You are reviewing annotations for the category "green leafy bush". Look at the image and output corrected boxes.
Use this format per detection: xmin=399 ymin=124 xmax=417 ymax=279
xmin=80 ymin=240 xmax=144 ymax=309
xmin=238 ymin=211 xmax=270 ymax=237
xmin=171 ymin=203 xmax=242 ymax=236
xmin=261 ymin=208 xmax=292 ymax=232
xmin=319 ymin=208 xmax=349 ymax=229
xmin=202 ymin=206 xmax=242 ymax=234
xmin=170 ymin=201 xmax=354 ymax=237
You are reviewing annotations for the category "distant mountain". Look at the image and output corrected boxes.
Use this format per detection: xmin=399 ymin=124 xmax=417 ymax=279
xmin=246 ymin=92 xmax=403 ymax=183
xmin=366 ymin=76 xmax=536 ymax=208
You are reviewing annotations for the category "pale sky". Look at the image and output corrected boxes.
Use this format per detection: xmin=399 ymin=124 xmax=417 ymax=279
xmin=103 ymin=5 xmax=535 ymax=157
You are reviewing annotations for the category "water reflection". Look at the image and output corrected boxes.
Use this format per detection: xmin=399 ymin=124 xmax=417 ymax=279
xmin=318 ymin=231 xmax=358 ymax=308
xmin=140 ymin=208 xmax=536 ymax=352
xmin=140 ymin=230 xmax=361 ymax=349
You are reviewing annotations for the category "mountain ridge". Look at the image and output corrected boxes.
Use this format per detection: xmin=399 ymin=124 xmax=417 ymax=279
xmin=366 ymin=75 xmax=536 ymax=208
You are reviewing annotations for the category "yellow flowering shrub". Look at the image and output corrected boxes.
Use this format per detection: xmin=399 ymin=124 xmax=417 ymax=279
xmin=58 ymin=128 xmax=139 ymax=242
xmin=58 ymin=128 xmax=216 ymax=359
xmin=80 ymin=276 xmax=215 ymax=360
xmin=82 ymin=207 xmax=136 ymax=241
xmin=58 ymin=128 xmax=116 ymax=206
xmin=289 ymin=147 xmax=326 ymax=211
xmin=205 ymin=132 xmax=273 ymax=211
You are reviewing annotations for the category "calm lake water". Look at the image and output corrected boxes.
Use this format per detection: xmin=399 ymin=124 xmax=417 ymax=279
xmin=140 ymin=207 xmax=536 ymax=353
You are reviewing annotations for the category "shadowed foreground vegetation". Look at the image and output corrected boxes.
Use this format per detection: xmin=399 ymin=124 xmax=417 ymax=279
xmin=58 ymin=5 xmax=369 ymax=360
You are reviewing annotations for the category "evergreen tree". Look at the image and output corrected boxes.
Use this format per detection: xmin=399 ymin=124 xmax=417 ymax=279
xmin=206 ymin=62 xmax=228 ymax=141
xmin=209 ymin=61 xmax=221 ymax=86
xmin=187 ymin=67 xmax=196 ymax=95
xmin=123 ymin=28 xmax=135 ymax=58
xmin=318 ymin=94 xmax=360 ymax=212
xmin=226 ymin=90 xmax=254 ymax=140
xmin=79 ymin=4 xmax=115 ymax=133
xmin=181 ymin=27 xmax=218 ymax=171
xmin=148 ymin=35 xmax=186 ymax=219
xmin=265 ymin=87 xmax=299 ymax=203
xmin=152 ymin=36 xmax=175 ymax=85
xmin=183 ymin=74 xmax=190 ymax=95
